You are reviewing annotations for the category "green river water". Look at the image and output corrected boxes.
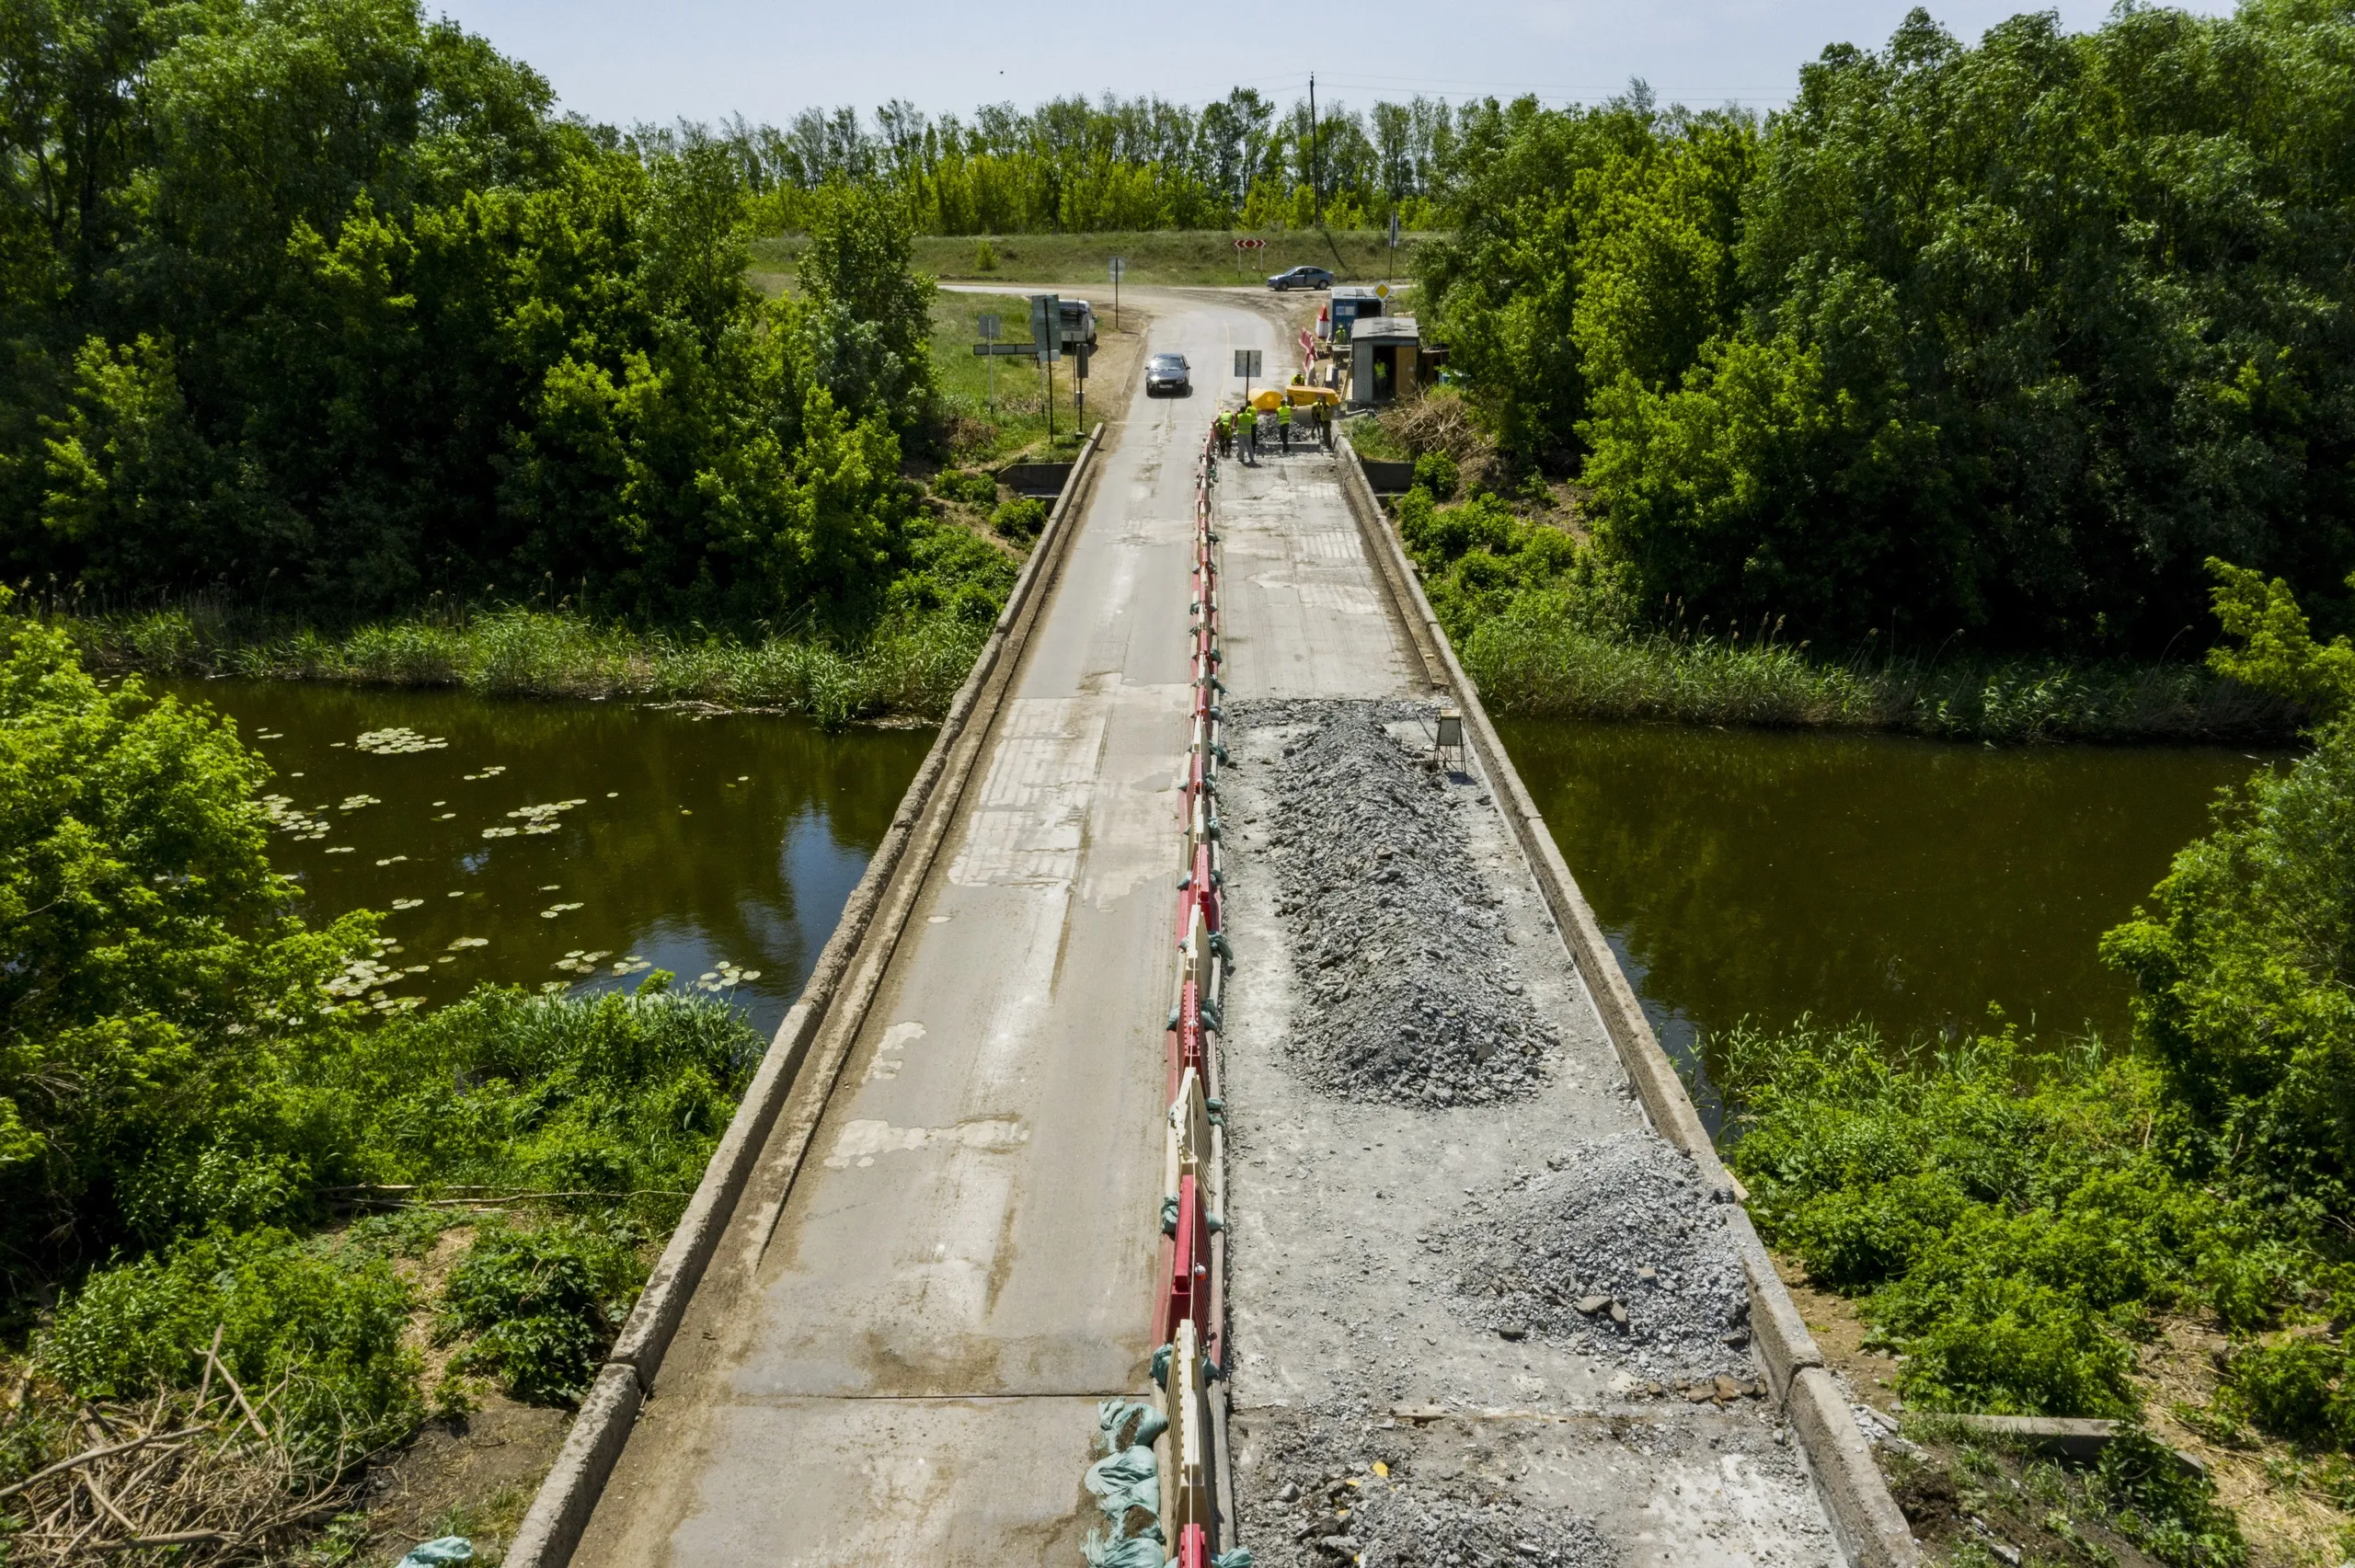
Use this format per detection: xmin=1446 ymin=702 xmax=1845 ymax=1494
xmin=156 ymin=679 xmax=2271 ymax=1113
xmin=1498 ymin=719 xmax=2274 ymax=1124
xmin=156 ymin=679 xmax=932 ymax=1039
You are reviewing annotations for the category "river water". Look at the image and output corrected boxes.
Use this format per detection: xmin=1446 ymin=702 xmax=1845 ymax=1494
xmin=155 ymin=675 xmax=2271 ymax=1108
xmin=155 ymin=679 xmax=931 ymax=1039
xmin=1495 ymin=719 xmax=2274 ymax=1123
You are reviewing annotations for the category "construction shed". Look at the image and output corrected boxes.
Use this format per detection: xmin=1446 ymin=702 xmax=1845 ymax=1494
xmin=1347 ymin=315 xmax=1423 ymax=407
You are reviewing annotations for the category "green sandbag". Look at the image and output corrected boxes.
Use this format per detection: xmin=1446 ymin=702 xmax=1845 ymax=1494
xmin=1085 ymin=1444 xmax=1162 ymax=1522
xmin=1083 ymin=1528 xmax=1166 ymax=1568
xmin=1096 ymin=1396 xmax=1167 ymax=1453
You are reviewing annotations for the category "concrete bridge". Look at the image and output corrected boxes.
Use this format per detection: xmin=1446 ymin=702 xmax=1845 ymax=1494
xmin=506 ymin=291 xmax=1917 ymax=1568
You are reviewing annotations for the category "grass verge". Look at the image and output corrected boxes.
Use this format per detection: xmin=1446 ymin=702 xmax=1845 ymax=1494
xmin=1461 ymin=616 xmax=2294 ymax=744
xmin=928 ymin=289 xmax=1143 ymax=464
xmin=57 ymin=601 xmax=985 ymax=727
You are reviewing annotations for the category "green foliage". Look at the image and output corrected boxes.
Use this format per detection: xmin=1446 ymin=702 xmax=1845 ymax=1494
xmin=1716 ymin=568 xmax=2355 ymax=1490
xmin=442 ymin=1221 xmax=641 ymax=1405
xmin=40 ymin=1226 xmax=420 ymax=1470
xmin=933 ymin=469 xmax=998 ymax=506
xmin=1423 ymin=5 xmax=2355 ymax=657
xmin=726 ymin=87 xmax=1442 ymax=238
xmin=2091 ymin=1428 xmax=2249 ymax=1568
xmin=2205 ymin=560 xmax=2355 ymax=723
xmin=1409 ymin=452 xmax=1458 ymax=499
xmin=1720 ymin=1022 xmax=2270 ymax=1416
xmin=991 ymin=497 xmax=1048 ymax=541
xmin=1386 ymin=479 xmax=2292 ymax=740
xmin=325 ymin=986 xmax=760 ymax=1228
xmin=0 ymin=0 xmax=955 ymax=639
xmin=2221 ymin=1339 xmax=2355 ymax=1448
xmin=0 ymin=608 xmax=371 ymax=1268
xmin=1418 ymin=96 xmax=1751 ymax=461
xmin=2099 ymin=702 xmax=2355 ymax=1227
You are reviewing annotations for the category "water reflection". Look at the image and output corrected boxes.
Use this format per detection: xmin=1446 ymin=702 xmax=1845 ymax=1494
xmin=153 ymin=679 xmax=931 ymax=1039
xmin=1497 ymin=720 xmax=2274 ymax=1120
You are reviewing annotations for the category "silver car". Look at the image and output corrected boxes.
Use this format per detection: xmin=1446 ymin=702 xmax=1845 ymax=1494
xmin=1145 ymin=352 xmax=1191 ymax=396
xmin=1267 ymin=266 xmax=1334 ymax=292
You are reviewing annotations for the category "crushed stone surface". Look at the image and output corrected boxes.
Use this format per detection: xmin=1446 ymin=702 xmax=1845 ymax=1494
xmin=1226 ymin=700 xmax=1558 ymax=1106
xmin=1236 ymin=1406 xmax=1618 ymax=1568
xmin=1443 ymin=1135 xmax=1752 ymax=1380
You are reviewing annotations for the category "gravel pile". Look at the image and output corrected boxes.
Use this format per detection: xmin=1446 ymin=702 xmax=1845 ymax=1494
xmin=1239 ymin=702 xmax=1557 ymax=1106
xmin=1238 ymin=1409 xmax=1617 ymax=1568
xmin=1332 ymin=1483 xmax=1618 ymax=1568
xmin=1444 ymin=1136 xmax=1752 ymax=1379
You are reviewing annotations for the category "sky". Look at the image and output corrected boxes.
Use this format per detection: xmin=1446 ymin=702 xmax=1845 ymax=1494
xmin=427 ymin=0 xmax=2239 ymax=130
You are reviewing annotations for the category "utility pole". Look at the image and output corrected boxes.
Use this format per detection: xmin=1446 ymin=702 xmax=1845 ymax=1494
xmin=1309 ymin=73 xmax=1320 ymax=227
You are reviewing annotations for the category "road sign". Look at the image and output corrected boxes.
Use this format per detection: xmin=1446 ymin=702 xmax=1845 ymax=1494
xmin=1109 ymin=258 xmax=1125 ymax=330
xmin=1028 ymin=294 xmax=1062 ymax=362
xmin=1374 ymin=283 xmax=1391 ymax=299
xmin=1233 ymin=349 xmax=1262 ymax=379
xmin=1108 ymin=257 xmax=1126 ymax=281
xmin=1387 ymin=213 xmax=1401 ymax=246
xmin=978 ymin=313 xmax=1000 ymax=339
xmin=972 ymin=343 xmax=1035 ymax=355
xmin=1234 ymin=237 xmax=1265 ymax=250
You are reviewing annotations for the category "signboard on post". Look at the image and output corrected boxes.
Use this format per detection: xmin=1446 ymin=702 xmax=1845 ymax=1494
xmin=1108 ymin=257 xmax=1125 ymax=329
xmin=1029 ymin=294 xmax=1062 ymax=362
xmin=1030 ymin=294 xmax=1062 ymax=443
xmin=1232 ymin=349 xmax=1262 ymax=379
xmin=978 ymin=313 xmax=1000 ymax=341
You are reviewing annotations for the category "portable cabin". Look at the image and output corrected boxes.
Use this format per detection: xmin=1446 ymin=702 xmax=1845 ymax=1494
xmin=1348 ymin=315 xmax=1421 ymax=406
xmin=1327 ymin=287 xmax=1384 ymax=344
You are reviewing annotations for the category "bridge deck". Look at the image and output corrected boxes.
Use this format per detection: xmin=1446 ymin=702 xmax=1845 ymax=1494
xmin=571 ymin=294 xmax=1388 ymax=1567
xmin=572 ymin=290 xmax=1840 ymax=1567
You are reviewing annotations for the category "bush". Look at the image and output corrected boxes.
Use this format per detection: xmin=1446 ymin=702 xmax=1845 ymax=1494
xmin=1723 ymin=1023 xmax=2268 ymax=1417
xmin=2092 ymin=1428 xmax=2248 ymax=1568
xmin=442 ymin=1222 xmax=642 ymax=1405
xmin=41 ymin=1228 xmax=421 ymax=1471
xmin=933 ymin=469 xmax=998 ymax=506
xmin=1410 ymin=451 xmax=1459 ymax=499
xmin=2101 ymin=579 xmax=2355 ymax=1225
xmin=2222 ymin=1339 xmax=2355 ymax=1448
xmin=327 ymin=988 xmax=763 ymax=1229
xmin=991 ymin=497 xmax=1048 ymax=540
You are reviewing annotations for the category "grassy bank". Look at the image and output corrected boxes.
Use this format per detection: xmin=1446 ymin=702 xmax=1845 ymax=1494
xmin=1365 ymin=422 xmax=2298 ymax=743
xmin=1462 ymin=615 xmax=2293 ymax=744
xmin=60 ymin=602 xmax=986 ymax=726
xmin=753 ymin=226 xmax=1432 ymax=288
xmin=1710 ymin=596 xmax=2355 ymax=1565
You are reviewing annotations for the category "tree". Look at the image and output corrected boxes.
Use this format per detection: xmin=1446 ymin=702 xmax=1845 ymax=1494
xmin=0 ymin=605 xmax=371 ymax=1266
